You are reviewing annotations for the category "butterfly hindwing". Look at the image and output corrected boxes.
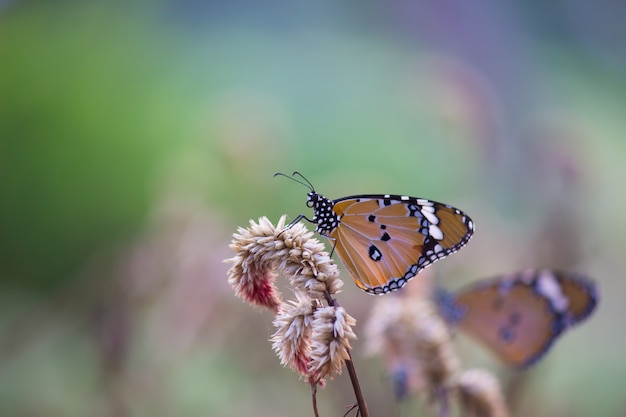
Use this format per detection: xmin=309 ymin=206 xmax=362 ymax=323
xmin=327 ymin=195 xmax=474 ymax=294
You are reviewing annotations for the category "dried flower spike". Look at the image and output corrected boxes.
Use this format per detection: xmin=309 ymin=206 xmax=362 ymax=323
xmin=413 ymin=301 xmax=459 ymax=391
xmin=455 ymin=368 xmax=511 ymax=417
xmin=365 ymin=289 xmax=458 ymax=400
xmin=225 ymin=216 xmax=286 ymax=311
xmin=309 ymin=306 xmax=357 ymax=384
xmin=226 ymin=215 xmax=371 ymax=417
xmin=271 ymin=292 xmax=318 ymax=378
xmin=226 ymin=216 xmax=343 ymax=309
xmin=226 ymin=216 xmax=356 ymax=383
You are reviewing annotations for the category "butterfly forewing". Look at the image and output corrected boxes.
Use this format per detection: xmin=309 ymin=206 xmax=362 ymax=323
xmin=327 ymin=195 xmax=474 ymax=294
xmin=334 ymin=219 xmax=420 ymax=291
xmin=436 ymin=208 xmax=475 ymax=247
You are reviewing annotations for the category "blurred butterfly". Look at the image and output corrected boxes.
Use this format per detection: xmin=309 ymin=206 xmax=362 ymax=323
xmin=275 ymin=171 xmax=474 ymax=294
xmin=436 ymin=269 xmax=598 ymax=368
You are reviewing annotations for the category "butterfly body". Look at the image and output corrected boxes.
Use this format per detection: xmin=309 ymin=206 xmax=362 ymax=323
xmin=437 ymin=269 xmax=598 ymax=368
xmin=303 ymin=190 xmax=474 ymax=294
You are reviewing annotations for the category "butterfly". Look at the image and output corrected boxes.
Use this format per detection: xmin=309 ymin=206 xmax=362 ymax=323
xmin=275 ymin=171 xmax=475 ymax=294
xmin=436 ymin=269 xmax=598 ymax=368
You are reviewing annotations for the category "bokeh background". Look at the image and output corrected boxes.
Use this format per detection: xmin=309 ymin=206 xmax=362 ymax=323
xmin=1 ymin=1 xmax=626 ymax=416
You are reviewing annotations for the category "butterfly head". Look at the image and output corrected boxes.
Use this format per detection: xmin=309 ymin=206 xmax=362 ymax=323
xmin=305 ymin=191 xmax=318 ymax=208
xmin=274 ymin=171 xmax=341 ymax=236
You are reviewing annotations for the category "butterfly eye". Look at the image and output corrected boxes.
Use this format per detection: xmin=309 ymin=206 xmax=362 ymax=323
xmin=306 ymin=192 xmax=318 ymax=208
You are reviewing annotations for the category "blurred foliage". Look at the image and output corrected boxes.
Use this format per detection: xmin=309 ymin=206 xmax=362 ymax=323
xmin=1 ymin=0 xmax=626 ymax=416
xmin=0 ymin=2 xmax=187 ymax=289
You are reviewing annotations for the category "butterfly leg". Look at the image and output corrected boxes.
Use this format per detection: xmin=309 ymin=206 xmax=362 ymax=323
xmin=278 ymin=214 xmax=315 ymax=236
xmin=328 ymin=237 xmax=337 ymax=257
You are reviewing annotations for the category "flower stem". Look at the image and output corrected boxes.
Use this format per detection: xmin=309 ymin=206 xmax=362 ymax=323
xmin=437 ymin=387 xmax=450 ymax=417
xmin=311 ymin=384 xmax=320 ymax=417
xmin=345 ymin=352 xmax=370 ymax=417
xmin=324 ymin=291 xmax=370 ymax=417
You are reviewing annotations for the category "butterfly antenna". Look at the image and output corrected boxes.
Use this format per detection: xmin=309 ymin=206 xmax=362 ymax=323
xmin=273 ymin=171 xmax=315 ymax=191
xmin=291 ymin=171 xmax=315 ymax=191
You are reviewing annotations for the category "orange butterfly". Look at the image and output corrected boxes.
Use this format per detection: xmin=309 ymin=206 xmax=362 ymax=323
xmin=437 ymin=269 xmax=598 ymax=368
xmin=276 ymin=172 xmax=475 ymax=294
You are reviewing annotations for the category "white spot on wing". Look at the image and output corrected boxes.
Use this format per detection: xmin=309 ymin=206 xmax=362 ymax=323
xmin=536 ymin=270 xmax=569 ymax=312
xmin=429 ymin=224 xmax=444 ymax=240
xmin=422 ymin=209 xmax=439 ymax=224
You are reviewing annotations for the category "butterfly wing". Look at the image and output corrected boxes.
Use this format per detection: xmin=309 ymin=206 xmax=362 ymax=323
xmin=552 ymin=271 xmax=598 ymax=324
xmin=454 ymin=279 xmax=563 ymax=368
xmin=328 ymin=195 xmax=474 ymax=294
xmin=449 ymin=270 xmax=598 ymax=368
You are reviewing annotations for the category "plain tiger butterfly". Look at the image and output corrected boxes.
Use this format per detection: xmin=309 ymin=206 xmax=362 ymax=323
xmin=275 ymin=171 xmax=475 ymax=295
xmin=436 ymin=269 xmax=598 ymax=368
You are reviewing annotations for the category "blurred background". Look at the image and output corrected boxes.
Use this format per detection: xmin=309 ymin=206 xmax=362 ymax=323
xmin=1 ymin=0 xmax=625 ymax=416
